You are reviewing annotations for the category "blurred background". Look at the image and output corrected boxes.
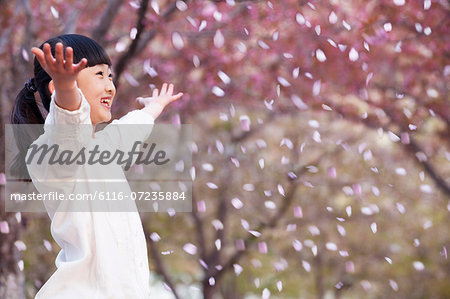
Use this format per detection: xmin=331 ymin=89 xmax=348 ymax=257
xmin=0 ymin=0 xmax=449 ymax=298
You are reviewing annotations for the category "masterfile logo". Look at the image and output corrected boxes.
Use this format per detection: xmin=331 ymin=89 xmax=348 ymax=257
xmin=4 ymin=123 xmax=192 ymax=213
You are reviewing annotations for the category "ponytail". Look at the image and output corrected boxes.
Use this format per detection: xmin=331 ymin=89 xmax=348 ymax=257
xmin=11 ymin=78 xmax=45 ymax=125
xmin=9 ymin=79 xmax=47 ymax=180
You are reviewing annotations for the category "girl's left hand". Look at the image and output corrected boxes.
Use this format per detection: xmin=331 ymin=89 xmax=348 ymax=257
xmin=137 ymin=83 xmax=184 ymax=120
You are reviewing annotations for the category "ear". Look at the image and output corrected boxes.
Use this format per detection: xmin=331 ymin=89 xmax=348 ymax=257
xmin=48 ymin=80 xmax=55 ymax=95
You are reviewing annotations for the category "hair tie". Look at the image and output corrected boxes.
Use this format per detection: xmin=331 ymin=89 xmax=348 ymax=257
xmin=25 ymin=78 xmax=37 ymax=93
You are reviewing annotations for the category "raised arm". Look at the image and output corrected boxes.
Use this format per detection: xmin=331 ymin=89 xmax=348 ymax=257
xmin=31 ymin=42 xmax=88 ymax=111
xmin=136 ymin=83 xmax=184 ymax=120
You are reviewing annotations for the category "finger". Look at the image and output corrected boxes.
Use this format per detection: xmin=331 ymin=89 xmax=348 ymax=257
xmin=64 ymin=47 xmax=73 ymax=71
xmin=167 ymin=84 xmax=174 ymax=96
xmin=74 ymin=58 xmax=88 ymax=72
xmin=31 ymin=47 xmax=47 ymax=69
xmin=55 ymin=43 xmax=64 ymax=70
xmin=170 ymin=92 xmax=184 ymax=102
xmin=160 ymin=83 xmax=168 ymax=95
xmin=43 ymin=43 xmax=54 ymax=69
xmin=152 ymin=88 xmax=159 ymax=98
xmin=136 ymin=97 xmax=146 ymax=105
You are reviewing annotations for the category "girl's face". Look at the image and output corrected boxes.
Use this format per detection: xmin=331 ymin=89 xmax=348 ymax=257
xmin=76 ymin=64 xmax=115 ymax=125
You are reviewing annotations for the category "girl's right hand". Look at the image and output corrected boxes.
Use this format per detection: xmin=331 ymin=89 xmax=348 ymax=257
xmin=31 ymin=42 xmax=88 ymax=91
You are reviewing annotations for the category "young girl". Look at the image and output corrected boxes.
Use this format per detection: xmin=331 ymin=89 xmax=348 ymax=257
xmin=11 ymin=34 xmax=183 ymax=298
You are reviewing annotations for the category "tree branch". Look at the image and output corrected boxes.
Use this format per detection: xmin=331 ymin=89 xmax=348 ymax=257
xmin=113 ymin=0 xmax=150 ymax=87
xmin=143 ymin=224 xmax=182 ymax=299
xmin=91 ymin=0 xmax=126 ymax=46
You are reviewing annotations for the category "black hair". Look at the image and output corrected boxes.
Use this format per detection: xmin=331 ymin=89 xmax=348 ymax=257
xmin=9 ymin=34 xmax=112 ymax=179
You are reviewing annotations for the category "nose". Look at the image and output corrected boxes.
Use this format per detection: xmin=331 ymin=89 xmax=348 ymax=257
xmin=105 ymin=79 xmax=115 ymax=94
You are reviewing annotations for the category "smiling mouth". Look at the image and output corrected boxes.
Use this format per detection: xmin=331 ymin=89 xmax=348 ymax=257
xmin=100 ymin=98 xmax=112 ymax=109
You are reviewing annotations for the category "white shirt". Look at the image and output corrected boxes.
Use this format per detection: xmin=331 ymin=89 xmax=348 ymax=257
xmin=27 ymin=88 xmax=154 ymax=298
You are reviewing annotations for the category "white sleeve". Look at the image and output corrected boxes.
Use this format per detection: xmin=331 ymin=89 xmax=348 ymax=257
xmin=45 ymin=87 xmax=92 ymax=125
xmin=93 ymin=109 xmax=155 ymax=167
xmin=26 ymin=88 xmax=93 ymax=216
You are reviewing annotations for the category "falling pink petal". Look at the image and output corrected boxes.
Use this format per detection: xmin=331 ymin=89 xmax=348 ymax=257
xmin=0 ymin=221 xmax=10 ymax=234
xmin=50 ymin=6 xmax=59 ymax=18
xmin=337 ymin=225 xmax=346 ymax=236
xmin=249 ymin=230 xmax=261 ymax=237
xmin=241 ymin=219 xmax=250 ymax=230
xmin=231 ymin=198 xmax=243 ymax=209
xmin=213 ymin=29 xmax=224 ymax=48
xmin=240 ymin=115 xmax=250 ymax=131
xmin=206 ymin=182 xmax=218 ymax=189
xmin=22 ymin=48 xmax=29 ymax=62
xmin=343 ymin=186 xmax=354 ymax=196
xmin=420 ymin=184 xmax=432 ymax=194
xmin=302 ymin=260 xmax=311 ymax=272
xmin=215 ymin=239 xmax=221 ymax=250
xmin=258 ymin=242 xmax=268 ymax=254
xmin=124 ymin=72 xmax=139 ymax=87
xmin=257 ymin=40 xmax=270 ymax=50
xmin=212 ymin=219 xmax=223 ymax=231
xmin=233 ymin=264 xmax=243 ymax=276
xmin=346 ymin=205 xmax=352 ymax=217
xmin=198 ymin=20 xmax=207 ymax=32
xmin=291 ymin=94 xmax=308 ymax=110
xmin=296 ymin=13 xmax=306 ymax=25
xmin=352 ymin=184 xmax=362 ymax=196
xmin=230 ymin=157 xmax=240 ymax=167
xmin=286 ymin=224 xmax=296 ymax=231
xmin=401 ymin=132 xmax=410 ymax=144
xmin=329 ymin=11 xmax=338 ymax=24
xmin=389 ymin=280 xmax=399 ymax=291
xmin=236 ymin=239 xmax=245 ymax=251
xmin=315 ymin=49 xmax=327 ymax=62
xmin=413 ymin=261 xmax=425 ymax=271
xmin=202 ymin=163 xmax=214 ymax=172
xmin=151 ymin=0 xmax=160 ymax=14
xmin=313 ymin=80 xmax=321 ymax=96
xmin=440 ymin=246 xmax=447 ymax=259
xmin=243 ymin=184 xmax=254 ymax=191
xmin=346 ymin=261 xmax=355 ymax=273
xmin=293 ymin=206 xmax=303 ymax=218
xmin=326 ymin=242 xmax=337 ymax=251
xmin=328 ymin=167 xmax=337 ymax=178
xmin=264 ymin=201 xmax=276 ymax=209
xmin=197 ymin=200 xmax=206 ymax=212
xmin=43 ymin=240 xmax=52 ymax=251
xmin=172 ymin=32 xmax=184 ymax=50
xmin=293 ymin=240 xmax=303 ymax=251
xmin=183 ymin=243 xmax=197 ymax=255
xmin=349 ymin=48 xmax=359 ymax=61
xmin=342 ymin=20 xmax=352 ymax=30
xmin=150 ymin=232 xmax=161 ymax=242
xmin=14 ymin=240 xmax=26 ymax=251
xmin=212 ymin=86 xmax=225 ymax=97
xmin=277 ymin=76 xmax=290 ymax=87
xmin=209 ymin=277 xmax=215 ymax=286
xmin=134 ymin=164 xmax=144 ymax=174
xmin=277 ymin=280 xmax=283 ymax=291
xmin=277 ymin=184 xmax=285 ymax=197
xmin=15 ymin=213 xmax=21 ymax=223
xmin=313 ymin=131 xmax=321 ymax=143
